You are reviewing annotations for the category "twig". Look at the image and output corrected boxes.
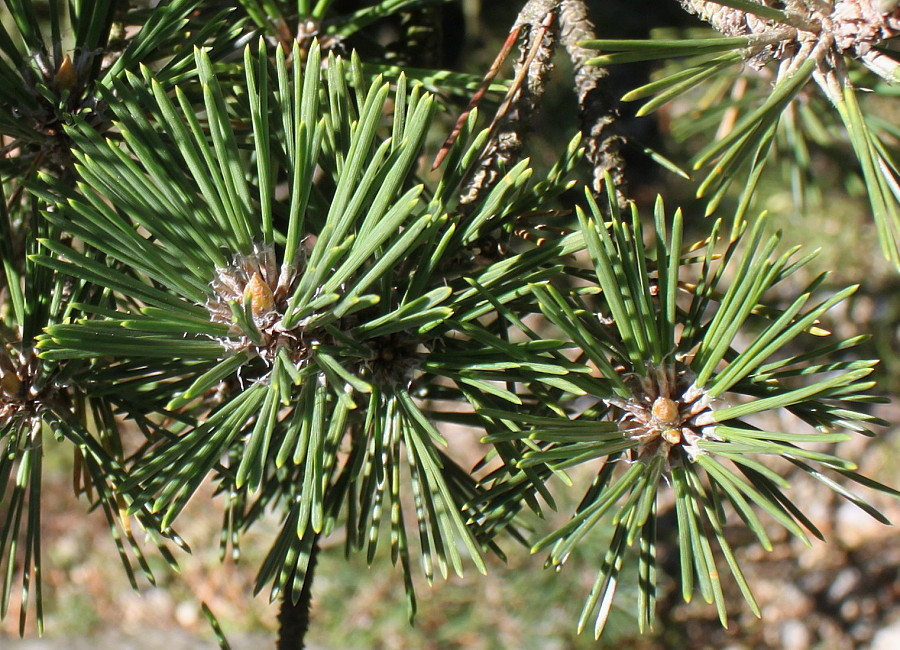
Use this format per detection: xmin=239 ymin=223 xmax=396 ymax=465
xmin=442 ymin=0 xmax=630 ymax=208
xmin=432 ymin=24 xmax=524 ymax=171
xmin=558 ymin=0 xmax=627 ymax=202
xmin=459 ymin=0 xmax=559 ymax=207
xmin=276 ymin=535 xmax=321 ymax=650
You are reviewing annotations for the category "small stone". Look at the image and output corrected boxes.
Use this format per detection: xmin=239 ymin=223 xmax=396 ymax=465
xmin=871 ymin=619 xmax=900 ymax=650
xmin=827 ymin=567 xmax=861 ymax=601
xmin=835 ymin=502 xmax=884 ymax=548
xmin=175 ymin=600 xmax=199 ymax=627
xmin=781 ymin=619 xmax=811 ymax=650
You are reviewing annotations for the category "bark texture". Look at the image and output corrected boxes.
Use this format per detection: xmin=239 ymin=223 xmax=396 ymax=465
xmin=276 ymin=536 xmax=320 ymax=650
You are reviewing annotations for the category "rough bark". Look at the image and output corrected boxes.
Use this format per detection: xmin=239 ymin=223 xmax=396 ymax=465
xmin=276 ymin=536 xmax=321 ymax=650
xmin=559 ymin=0 xmax=628 ymax=201
xmin=460 ymin=0 xmax=559 ymax=206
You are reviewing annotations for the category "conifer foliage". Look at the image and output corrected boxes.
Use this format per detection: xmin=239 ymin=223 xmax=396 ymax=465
xmin=0 ymin=0 xmax=898 ymax=646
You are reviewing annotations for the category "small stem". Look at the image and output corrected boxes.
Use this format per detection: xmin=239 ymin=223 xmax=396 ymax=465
xmin=558 ymin=0 xmax=628 ymax=202
xmin=276 ymin=534 xmax=321 ymax=650
xmin=459 ymin=0 xmax=559 ymax=207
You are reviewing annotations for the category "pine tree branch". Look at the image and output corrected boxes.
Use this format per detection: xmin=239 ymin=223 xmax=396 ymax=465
xmin=459 ymin=0 xmax=559 ymax=206
xmin=276 ymin=534 xmax=321 ymax=650
xmin=458 ymin=0 xmax=628 ymax=208
xmin=558 ymin=0 xmax=627 ymax=201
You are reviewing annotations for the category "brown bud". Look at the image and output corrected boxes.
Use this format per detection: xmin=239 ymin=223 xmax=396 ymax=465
xmin=244 ymin=272 xmax=274 ymax=318
xmin=651 ymin=396 xmax=679 ymax=424
xmin=1 ymin=370 xmax=21 ymax=397
xmin=53 ymin=55 xmax=77 ymax=93
xmin=662 ymin=428 xmax=682 ymax=445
